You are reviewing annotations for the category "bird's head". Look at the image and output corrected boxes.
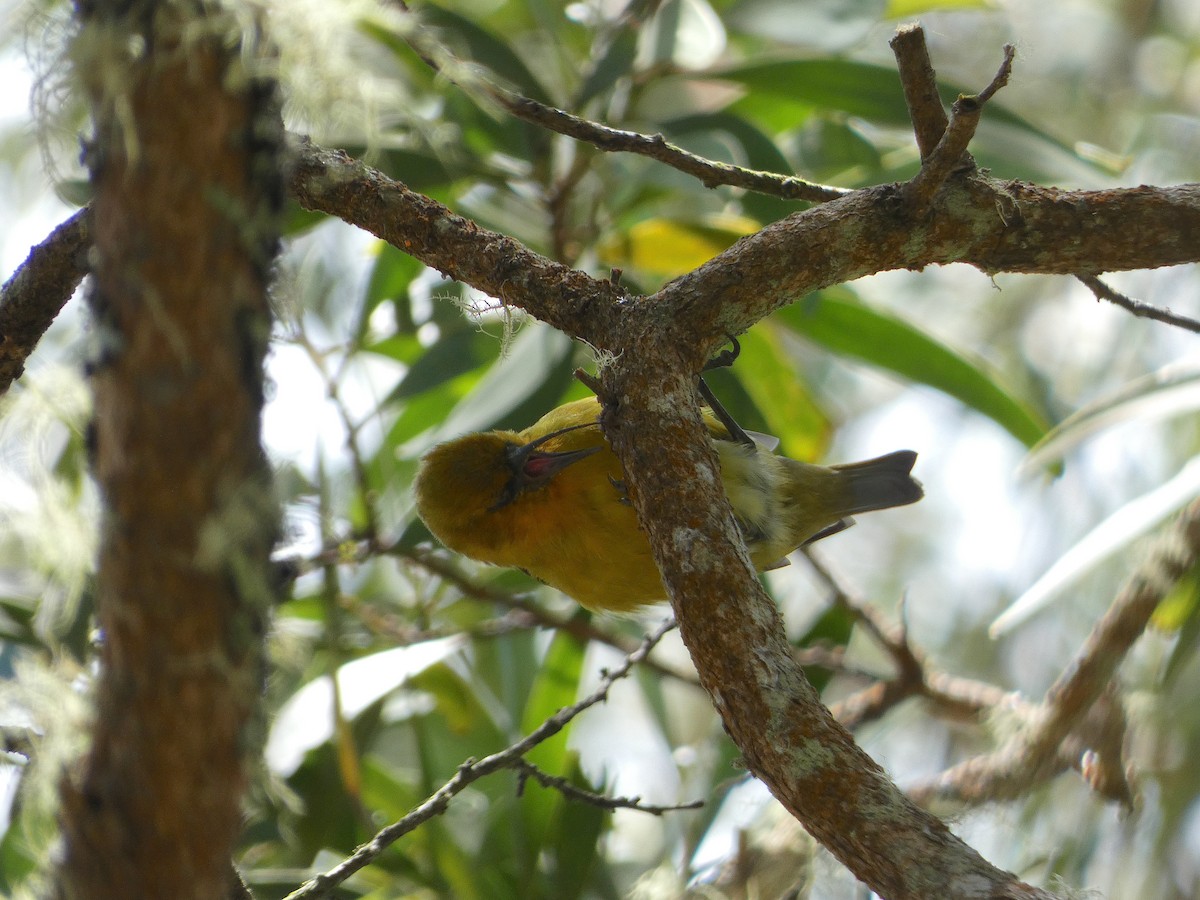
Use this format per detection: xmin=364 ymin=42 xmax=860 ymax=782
xmin=413 ymin=424 xmax=602 ymax=556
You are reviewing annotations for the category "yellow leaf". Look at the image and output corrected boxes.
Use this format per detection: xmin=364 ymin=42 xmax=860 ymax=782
xmin=598 ymin=215 xmax=760 ymax=279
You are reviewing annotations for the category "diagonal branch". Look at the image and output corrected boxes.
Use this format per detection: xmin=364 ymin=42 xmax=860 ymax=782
xmin=499 ymin=95 xmax=849 ymax=202
xmin=288 ymin=138 xmax=618 ymax=344
xmin=599 ymin=360 xmax=1054 ymax=899
xmin=0 ymin=206 xmax=90 ymax=396
xmin=512 ymin=758 xmax=703 ymax=815
xmin=283 ymin=619 xmax=678 ymax=900
xmin=1078 ymin=274 xmax=1200 ymax=333
xmin=395 ymin=7 xmax=848 ymax=203
xmin=909 ymin=497 xmax=1200 ymax=807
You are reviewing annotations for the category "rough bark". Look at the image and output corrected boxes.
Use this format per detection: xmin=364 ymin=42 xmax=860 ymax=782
xmin=0 ymin=208 xmax=89 ymax=393
xmin=601 ymin=359 xmax=1051 ymax=899
xmin=52 ymin=2 xmax=282 ymax=897
xmin=8 ymin=17 xmax=1193 ymax=898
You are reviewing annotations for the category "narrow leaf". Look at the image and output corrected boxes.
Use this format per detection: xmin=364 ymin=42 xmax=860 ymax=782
xmin=777 ymin=292 xmax=1049 ymax=448
xmin=991 ymin=456 xmax=1200 ymax=636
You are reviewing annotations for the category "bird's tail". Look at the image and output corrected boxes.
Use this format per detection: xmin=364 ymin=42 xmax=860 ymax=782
xmin=831 ymin=450 xmax=924 ymax=515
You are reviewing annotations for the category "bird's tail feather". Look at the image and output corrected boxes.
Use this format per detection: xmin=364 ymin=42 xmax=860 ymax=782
xmin=833 ymin=450 xmax=923 ymax=515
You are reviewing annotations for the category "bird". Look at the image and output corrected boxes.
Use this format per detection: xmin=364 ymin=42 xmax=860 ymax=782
xmin=413 ymin=396 xmax=922 ymax=612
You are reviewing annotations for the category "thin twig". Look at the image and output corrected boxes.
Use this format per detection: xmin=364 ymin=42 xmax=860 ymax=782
xmin=802 ymin=550 xmax=1054 ymax=735
xmin=282 ymin=619 xmax=679 ymax=900
xmin=398 ymin=12 xmax=847 ymax=203
xmin=339 ymin=592 xmax=542 ymax=644
xmin=503 ymin=97 xmax=848 ymax=201
xmin=1078 ymin=274 xmax=1200 ymax=334
xmin=889 ymin=24 xmax=949 ymax=159
xmin=282 ymin=538 xmax=701 ymax=684
xmin=512 ymin=758 xmax=703 ymax=815
xmin=803 ymin=549 xmax=1135 ymax=806
xmin=906 ymin=44 xmax=1015 ymax=208
xmin=292 ymin=329 xmax=383 ymax=546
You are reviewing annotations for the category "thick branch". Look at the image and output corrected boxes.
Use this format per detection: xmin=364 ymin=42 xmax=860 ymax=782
xmin=654 ymin=178 xmax=1200 ymax=343
xmin=0 ymin=207 xmax=90 ymax=395
xmin=53 ymin=4 xmax=282 ymax=897
xmin=290 ymin=142 xmax=1200 ymax=349
xmin=600 ymin=361 xmax=1050 ymax=899
xmin=288 ymin=138 xmax=624 ymax=345
xmin=10 ymin=147 xmax=1198 ymax=399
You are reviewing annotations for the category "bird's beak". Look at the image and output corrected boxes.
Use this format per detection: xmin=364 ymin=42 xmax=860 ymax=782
xmin=489 ymin=439 xmax=603 ymax=511
xmin=511 ymin=443 xmax=602 ymax=481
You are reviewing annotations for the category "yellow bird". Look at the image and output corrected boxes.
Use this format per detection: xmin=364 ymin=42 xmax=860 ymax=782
xmin=413 ymin=396 xmax=922 ymax=612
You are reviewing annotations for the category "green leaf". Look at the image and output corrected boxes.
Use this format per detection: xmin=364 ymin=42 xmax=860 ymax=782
xmin=663 ymin=111 xmax=805 ymax=222
xmin=638 ymin=0 xmax=727 ymax=70
xmin=794 ymin=116 xmax=884 ymax=182
xmin=776 ymin=291 xmax=1049 ymax=448
xmin=723 ymin=59 xmax=913 ymax=127
xmin=281 ymin=201 xmax=329 ymax=237
xmin=386 ymin=328 xmax=497 ymax=403
xmin=715 ymin=327 xmax=831 ymax=462
xmin=794 ymin=603 xmax=855 ymax=693
xmin=991 ymin=456 xmax=1200 ymax=636
xmin=359 ymin=243 xmax=425 ymax=341
xmin=671 ymin=112 xmax=796 ymax=174
xmin=576 ymin=30 xmax=638 ymax=107
xmin=1021 ymin=359 xmax=1200 ymax=474
xmin=729 ymin=0 xmax=885 ymax=53
xmin=887 ymin=0 xmax=993 ymax=16
xmin=546 ymin=757 xmax=609 ymax=900
xmin=519 ymin=627 xmax=588 ymax=868
xmin=364 ymin=148 xmax=456 ymax=194
xmin=399 ymin=325 xmax=579 ymax=458
xmin=720 ymin=58 xmax=1092 ymax=171
xmin=421 ymin=7 xmax=555 ymax=104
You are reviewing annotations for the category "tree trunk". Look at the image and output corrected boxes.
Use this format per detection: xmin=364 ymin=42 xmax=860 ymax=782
xmin=52 ymin=2 xmax=282 ymax=896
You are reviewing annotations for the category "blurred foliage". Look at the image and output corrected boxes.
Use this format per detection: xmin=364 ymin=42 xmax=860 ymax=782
xmin=1 ymin=0 xmax=1200 ymax=898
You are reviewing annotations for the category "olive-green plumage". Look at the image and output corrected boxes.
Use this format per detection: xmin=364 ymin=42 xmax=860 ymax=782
xmin=414 ymin=397 xmax=922 ymax=611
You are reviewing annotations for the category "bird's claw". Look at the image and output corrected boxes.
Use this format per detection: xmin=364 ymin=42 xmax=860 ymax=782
xmin=608 ymin=475 xmax=632 ymax=505
xmin=702 ymin=335 xmax=742 ymax=373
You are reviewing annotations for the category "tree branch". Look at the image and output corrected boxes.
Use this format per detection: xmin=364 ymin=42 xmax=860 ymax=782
xmin=395 ymin=8 xmax=848 ymax=203
xmin=890 ymin=24 xmax=949 ymax=159
xmin=906 ymin=45 xmax=1015 ymax=208
xmin=8 ymin=130 xmax=1199 ymax=401
xmin=512 ymin=758 xmax=703 ymax=815
xmin=1078 ymin=273 xmax=1200 ymax=333
xmin=283 ymin=619 xmax=678 ymax=900
xmin=909 ymin=498 xmax=1200 ymax=807
xmin=0 ymin=207 xmax=90 ymax=396
xmin=284 ymin=538 xmax=700 ymax=684
xmin=598 ymin=361 xmax=1051 ymax=899
xmin=288 ymin=140 xmax=1200 ymax=360
xmin=288 ymin=138 xmax=619 ymax=344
